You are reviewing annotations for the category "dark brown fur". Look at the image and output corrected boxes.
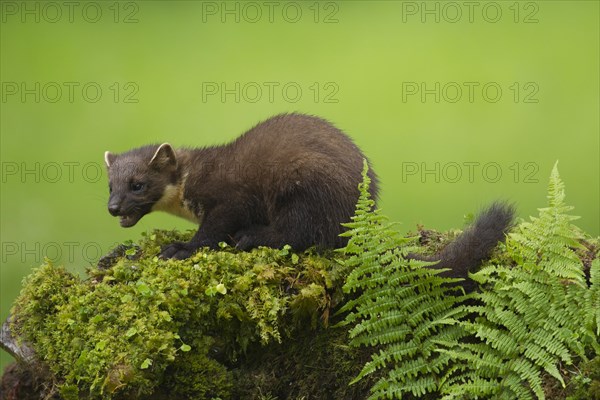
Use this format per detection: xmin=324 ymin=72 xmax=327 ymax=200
xmin=105 ymin=113 xmax=378 ymax=259
xmin=410 ymin=202 xmax=515 ymax=292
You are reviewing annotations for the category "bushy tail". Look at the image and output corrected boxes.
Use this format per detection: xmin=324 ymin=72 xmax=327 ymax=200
xmin=411 ymin=201 xmax=516 ymax=292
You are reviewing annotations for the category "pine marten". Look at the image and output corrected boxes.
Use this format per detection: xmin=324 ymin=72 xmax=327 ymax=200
xmin=104 ymin=113 xmax=514 ymax=281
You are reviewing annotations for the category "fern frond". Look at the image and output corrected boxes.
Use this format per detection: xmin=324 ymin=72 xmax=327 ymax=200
xmin=447 ymin=163 xmax=596 ymax=399
xmin=587 ymin=258 xmax=600 ymax=336
xmin=340 ymin=161 xmax=467 ymax=398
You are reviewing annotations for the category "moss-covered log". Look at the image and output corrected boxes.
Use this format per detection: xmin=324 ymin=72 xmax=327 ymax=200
xmin=0 ymin=229 xmax=376 ymax=399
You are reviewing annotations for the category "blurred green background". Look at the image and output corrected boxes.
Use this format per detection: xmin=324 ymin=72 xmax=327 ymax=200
xmin=1 ymin=1 xmax=598 ymax=370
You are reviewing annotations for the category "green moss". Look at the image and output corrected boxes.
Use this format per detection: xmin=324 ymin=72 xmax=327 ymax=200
xmin=157 ymin=336 xmax=232 ymax=399
xmin=10 ymin=230 xmax=346 ymax=399
xmin=566 ymin=356 xmax=600 ymax=400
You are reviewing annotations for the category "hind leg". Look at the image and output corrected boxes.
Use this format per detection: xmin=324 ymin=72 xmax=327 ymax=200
xmin=233 ymin=225 xmax=286 ymax=251
xmin=233 ymin=194 xmax=336 ymax=251
xmin=233 ymin=219 xmax=316 ymax=251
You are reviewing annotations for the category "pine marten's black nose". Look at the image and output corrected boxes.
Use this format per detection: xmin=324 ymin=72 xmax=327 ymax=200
xmin=108 ymin=204 xmax=120 ymax=216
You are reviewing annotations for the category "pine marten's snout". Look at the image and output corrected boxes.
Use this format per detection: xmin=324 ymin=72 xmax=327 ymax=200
xmin=108 ymin=202 xmax=120 ymax=216
xmin=106 ymin=194 xmax=147 ymax=227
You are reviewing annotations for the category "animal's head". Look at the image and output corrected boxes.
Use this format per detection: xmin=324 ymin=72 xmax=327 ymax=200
xmin=104 ymin=143 xmax=180 ymax=227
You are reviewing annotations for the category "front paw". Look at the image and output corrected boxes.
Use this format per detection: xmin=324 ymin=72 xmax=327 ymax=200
xmin=160 ymin=241 xmax=197 ymax=260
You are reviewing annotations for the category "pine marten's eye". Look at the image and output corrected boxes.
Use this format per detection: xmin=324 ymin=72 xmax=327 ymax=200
xmin=130 ymin=182 xmax=145 ymax=193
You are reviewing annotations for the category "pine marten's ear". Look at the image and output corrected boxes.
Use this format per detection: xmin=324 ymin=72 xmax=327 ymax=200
xmin=104 ymin=151 xmax=117 ymax=168
xmin=149 ymin=143 xmax=177 ymax=169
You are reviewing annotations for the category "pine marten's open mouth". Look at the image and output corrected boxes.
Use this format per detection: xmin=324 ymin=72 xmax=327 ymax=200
xmin=119 ymin=214 xmax=142 ymax=228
